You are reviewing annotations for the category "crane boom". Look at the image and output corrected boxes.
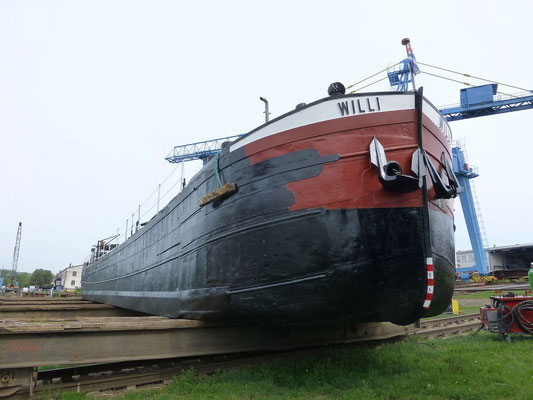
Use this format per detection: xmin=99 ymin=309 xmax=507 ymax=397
xmin=439 ymin=85 xmax=533 ymax=122
xmin=165 ymin=135 xmax=244 ymax=164
xmin=10 ymin=222 xmax=22 ymax=286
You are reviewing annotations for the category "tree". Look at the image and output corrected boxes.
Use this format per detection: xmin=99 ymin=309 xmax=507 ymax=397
xmin=17 ymin=272 xmax=31 ymax=288
xmin=29 ymin=268 xmax=54 ymax=286
xmin=0 ymin=269 xmax=31 ymax=287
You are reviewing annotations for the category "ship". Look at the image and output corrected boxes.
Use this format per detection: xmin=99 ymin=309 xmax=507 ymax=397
xmin=82 ymin=83 xmax=459 ymax=326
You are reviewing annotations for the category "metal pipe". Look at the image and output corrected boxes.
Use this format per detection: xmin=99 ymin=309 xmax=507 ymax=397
xmin=125 ymin=219 xmax=128 ymax=241
xmin=401 ymin=38 xmax=416 ymax=91
xmin=260 ymin=97 xmax=270 ymax=123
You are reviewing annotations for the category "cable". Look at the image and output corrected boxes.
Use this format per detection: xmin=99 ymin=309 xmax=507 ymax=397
xmin=420 ymin=70 xmax=474 ymax=87
xmin=497 ymin=300 xmax=533 ymax=336
xmin=515 ymin=300 xmax=533 ymax=335
xmin=138 ymin=163 xmax=181 ymax=208
xmin=95 ymin=163 xmax=183 ymax=250
xmin=159 ymin=179 xmax=181 ymax=204
xmin=346 ymin=60 xmax=403 ymax=90
xmin=420 ymin=71 xmax=518 ymax=98
xmin=348 ymin=76 xmax=389 ymax=94
xmin=140 ymin=176 xmax=182 ymax=220
xmin=418 ymin=61 xmax=530 ymax=92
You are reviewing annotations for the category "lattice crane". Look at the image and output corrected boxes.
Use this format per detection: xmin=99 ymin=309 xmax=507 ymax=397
xmin=9 ymin=222 xmax=22 ymax=287
xmin=165 ymin=134 xmax=244 ymax=164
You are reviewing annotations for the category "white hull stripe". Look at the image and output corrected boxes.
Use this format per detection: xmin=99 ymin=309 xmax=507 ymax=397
xmin=231 ymin=93 xmax=415 ymax=151
xmin=423 ymin=257 xmax=434 ymax=310
xmin=231 ymin=94 xmax=451 ymax=152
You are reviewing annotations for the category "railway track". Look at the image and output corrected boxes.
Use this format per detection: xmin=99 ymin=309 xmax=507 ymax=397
xmin=453 ymin=283 xmax=530 ymax=293
xmin=418 ymin=313 xmax=481 ymax=337
xmin=0 ymin=298 xmax=480 ymax=399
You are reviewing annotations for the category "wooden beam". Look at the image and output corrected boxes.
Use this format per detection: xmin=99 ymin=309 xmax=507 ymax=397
xmin=199 ymin=183 xmax=237 ymax=207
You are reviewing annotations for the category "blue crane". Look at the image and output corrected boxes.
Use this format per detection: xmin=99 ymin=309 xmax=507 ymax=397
xmin=451 ymin=142 xmax=488 ymax=275
xmin=387 ymin=60 xmax=414 ymax=92
xmin=439 ymin=84 xmax=533 ymax=275
xmin=440 ymin=84 xmax=533 ymax=122
xmin=165 ymin=134 xmax=244 ymax=164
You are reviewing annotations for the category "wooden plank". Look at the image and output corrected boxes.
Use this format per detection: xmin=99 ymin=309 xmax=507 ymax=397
xmin=198 ymin=183 xmax=237 ymax=207
xmin=0 ymin=304 xmax=116 ymax=311
xmin=0 ymin=300 xmax=90 ymax=305
xmin=0 ymin=316 xmax=209 ymax=334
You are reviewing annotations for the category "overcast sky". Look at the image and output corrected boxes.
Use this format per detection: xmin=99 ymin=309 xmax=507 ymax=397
xmin=1 ymin=1 xmax=532 ymax=274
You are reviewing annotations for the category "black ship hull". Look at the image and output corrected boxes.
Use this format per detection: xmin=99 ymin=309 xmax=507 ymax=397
xmin=82 ymin=90 xmax=456 ymax=326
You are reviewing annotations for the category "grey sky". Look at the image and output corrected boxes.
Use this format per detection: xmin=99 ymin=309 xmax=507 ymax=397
xmin=1 ymin=1 xmax=532 ymax=274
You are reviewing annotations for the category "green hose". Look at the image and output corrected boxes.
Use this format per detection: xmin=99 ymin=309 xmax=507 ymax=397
xmin=211 ymin=152 xmax=223 ymax=191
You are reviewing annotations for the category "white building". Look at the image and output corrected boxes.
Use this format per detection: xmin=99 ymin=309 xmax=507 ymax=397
xmin=56 ymin=264 xmax=83 ymax=290
xmin=456 ymin=249 xmax=488 ymax=270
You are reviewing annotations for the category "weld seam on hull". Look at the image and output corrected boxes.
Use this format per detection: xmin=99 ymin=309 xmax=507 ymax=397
xmin=180 ymin=208 xmax=324 ymax=253
xmin=227 ymin=273 xmax=328 ymax=294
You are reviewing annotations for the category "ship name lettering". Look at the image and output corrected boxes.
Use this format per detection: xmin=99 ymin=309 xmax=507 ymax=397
xmin=438 ymin=116 xmax=451 ymax=139
xmin=337 ymin=97 xmax=381 ymax=116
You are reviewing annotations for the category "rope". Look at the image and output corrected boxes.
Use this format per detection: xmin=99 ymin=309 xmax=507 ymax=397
xmin=346 ymin=60 xmax=403 ymax=90
xmin=211 ymin=152 xmax=223 ymax=191
xmin=418 ymin=61 xmax=529 ymax=92
xmin=215 ymin=153 xmax=223 ymax=188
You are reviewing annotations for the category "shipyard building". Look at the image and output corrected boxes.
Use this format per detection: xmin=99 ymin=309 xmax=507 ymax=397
xmin=456 ymin=243 xmax=533 ymax=276
xmin=55 ymin=264 xmax=83 ymax=290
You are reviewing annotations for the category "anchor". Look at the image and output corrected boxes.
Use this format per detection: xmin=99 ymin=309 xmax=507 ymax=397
xmin=369 ymin=137 xmax=461 ymax=198
xmin=369 ymin=137 xmax=423 ymax=193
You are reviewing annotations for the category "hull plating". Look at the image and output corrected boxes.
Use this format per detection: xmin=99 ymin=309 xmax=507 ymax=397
xmin=82 ymin=91 xmax=456 ymax=325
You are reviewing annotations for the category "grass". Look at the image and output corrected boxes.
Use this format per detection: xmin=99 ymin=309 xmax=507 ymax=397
xmin=60 ymin=331 xmax=533 ymax=400
xmin=454 ymin=291 xmax=495 ymax=300
xmin=451 ymin=290 xmax=505 ymax=315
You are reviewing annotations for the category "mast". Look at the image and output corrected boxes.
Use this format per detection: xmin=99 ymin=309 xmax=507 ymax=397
xmin=401 ymin=38 xmax=417 ymax=90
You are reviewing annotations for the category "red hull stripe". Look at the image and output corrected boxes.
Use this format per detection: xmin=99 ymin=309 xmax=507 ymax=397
xmin=244 ymin=110 xmax=424 ymax=210
xmin=423 ymin=258 xmax=435 ymax=309
xmin=245 ymin=110 xmax=416 ymax=163
xmin=243 ymin=108 xmax=454 ymax=215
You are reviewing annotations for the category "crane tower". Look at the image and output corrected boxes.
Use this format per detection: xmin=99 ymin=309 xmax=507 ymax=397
xmin=10 ymin=222 xmax=22 ymax=287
